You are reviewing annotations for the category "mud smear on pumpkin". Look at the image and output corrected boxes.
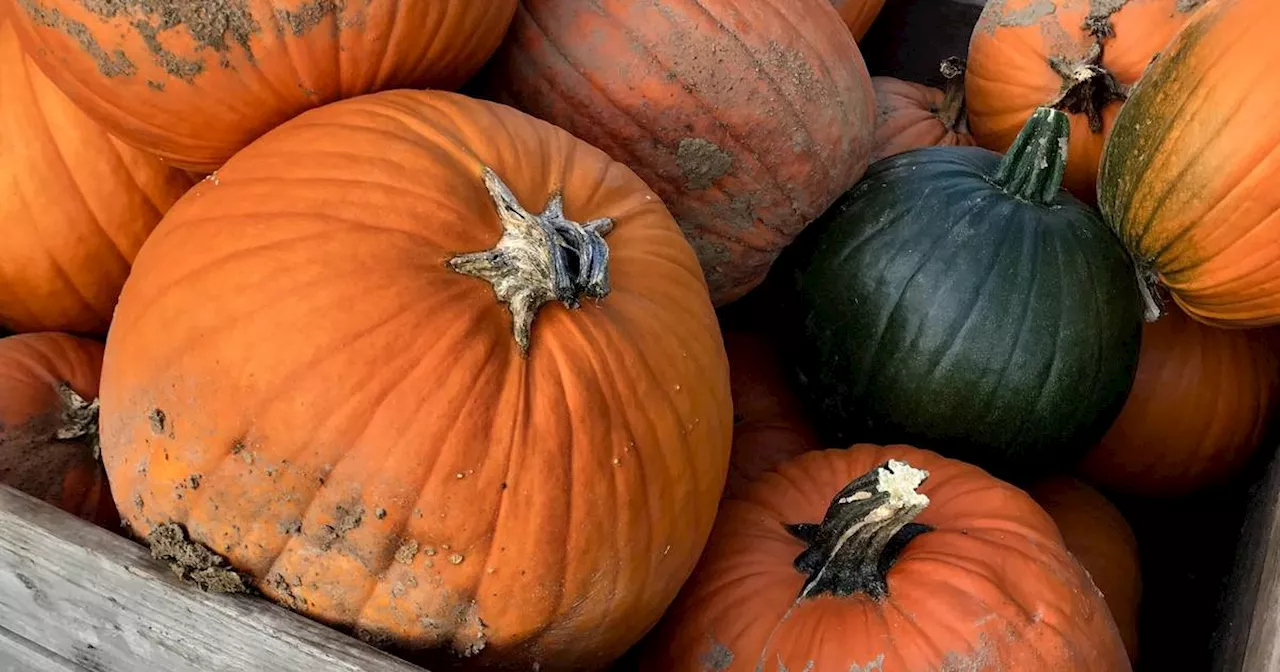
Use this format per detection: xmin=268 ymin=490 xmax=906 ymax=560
xmin=15 ymin=0 xmax=137 ymax=77
xmin=147 ymin=522 xmax=252 ymax=593
xmin=677 ymin=138 xmax=733 ymax=191
xmin=275 ymin=0 xmax=344 ymax=37
xmin=975 ymin=0 xmax=1058 ymax=34
xmin=316 ymin=503 xmax=364 ymax=551
xmin=698 ymin=640 xmax=734 ymax=670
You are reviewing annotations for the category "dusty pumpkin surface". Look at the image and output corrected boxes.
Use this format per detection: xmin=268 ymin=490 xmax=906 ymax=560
xmin=3 ymin=0 xmax=517 ymax=170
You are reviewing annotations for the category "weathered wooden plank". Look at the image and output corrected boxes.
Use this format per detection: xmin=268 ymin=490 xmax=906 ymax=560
xmin=0 ymin=484 xmax=425 ymax=672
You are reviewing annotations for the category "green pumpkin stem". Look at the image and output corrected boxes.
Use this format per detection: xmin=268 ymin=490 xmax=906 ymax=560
xmin=936 ymin=57 xmax=968 ymax=133
xmin=991 ymin=107 xmax=1071 ymax=205
xmin=449 ymin=167 xmax=614 ymax=357
xmin=786 ymin=460 xmax=933 ymax=600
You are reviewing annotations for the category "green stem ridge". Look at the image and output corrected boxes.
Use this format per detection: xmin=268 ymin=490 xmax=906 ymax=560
xmin=787 ymin=459 xmax=932 ymax=601
xmin=449 ymin=167 xmax=614 ymax=357
xmin=991 ymin=107 xmax=1071 ymax=204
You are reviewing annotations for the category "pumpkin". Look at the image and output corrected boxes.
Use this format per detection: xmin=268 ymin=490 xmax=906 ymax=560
xmin=0 ymin=332 xmax=118 ymax=528
xmin=0 ymin=19 xmax=194 ymax=335
xmin=870 ymin=57 xmax=974 ymax=161
xmin=98 ymin=89 xmax=732 ymax=669
xmin=831 ymin=0 xmax=885 ymax=40
xmin=1098 ymin=0 xmax=1280 ymax=326
xmin=478 ymin=0 xmax=876 ymax=306
xmin=643 ymin=445 xmax=1131 ymax=671
xmin=775 ymin=108 xmax=1142 ymax=480
xmin=1079 ymin=304 xmax=1280 ymax=497
xmin=1029 ymin=476 xmax=1141 ymax=663
xmin=723 ymin=332 xmax=821 ymax=499
xmin=966 ymin=0 xmax=1201 ymax=201
xmin=3 ymin=0 xmax=518 ymax=171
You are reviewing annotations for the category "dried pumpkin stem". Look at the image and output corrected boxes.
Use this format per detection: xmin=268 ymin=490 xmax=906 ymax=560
xmin=936 ymin=57 xmax=968 ymax=133
xmin=786 ymin=460 xmax=932 ymax=600
xmin=449 ymin=167 xmax=614 ymax=356
xmin=991 ymin=107 xmax=1071 ymax=204
xmin=1048 ymin=42 xmax=1127 ymax=134
xmin=53 ymin=382 xmax=101 ymax=460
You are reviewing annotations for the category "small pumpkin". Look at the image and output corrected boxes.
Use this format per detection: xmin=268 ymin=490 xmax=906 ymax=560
xmin=1029 ymin=476 xmax=1142 ymax=663
xmin=479 ymin=0 xmax=876 ymax=306
xmin=871 ymin=57 xmax=974 ymax=161
xmin=99 ymin=90 xmax=732 ymax=669
xmin=0 ymin=332 xmax=118 ymax=528
xmin=723 ymin=331 xmax=821 ymax=499
xmin=0 ymin=19 xmax=195 ymax=335
xmin=643 ymin=445 xmax=1131 ymax=670
xmin=1079 ymin=304 xmax=1280 ymax=497
xmin=3 ymin=0 xmax=518 ymax=171
xmin=831 ymin=0 xmax=886 ymax=40
xmin=776 ymin=108 xmax=1142 ymax=480
xmin=966 ymin=0 xmax=1201 ymax=201
xmin=1098 ymin=0 xmax=1280 ymax=326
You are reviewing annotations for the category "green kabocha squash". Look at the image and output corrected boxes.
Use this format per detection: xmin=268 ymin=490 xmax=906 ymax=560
xmin=778 ymin=108 xmax=1143 ymax=480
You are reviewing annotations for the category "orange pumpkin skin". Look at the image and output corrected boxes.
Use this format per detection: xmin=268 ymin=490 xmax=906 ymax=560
xmin=1029 ymin=476 xmax=1141 ymax=663
xmin=645 ymin=445 xmax=1131 ymax=672
xmin=99 ymin=90 xmax=732 ymax=669
xmin=1098 ymin=0 xmax=1280 ymax=326
xmin=870 ymin=65 xmax=974 ymax=161
xmin=831 ymin=0 xmax=885 ymax=40
xmin=0 ymin=20 xmax=194 ymax=335
xmin=0 ymin=333 xmax=118 ymax=528
xmin=481 ymin=0 xmax=876 ymax=306
xmin=1079 ymin=306 xmax=1280 ymax=497
xmin=965 ymin=0 xmax=1199 ymax=201
xmin=4 ymin=1 xmax=517 ymax=172
xmin=723 ymin=332 xmax=821 ymax=499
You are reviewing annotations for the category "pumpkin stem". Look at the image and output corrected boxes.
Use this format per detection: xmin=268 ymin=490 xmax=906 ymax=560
xmin=991 ymin=107 xmax=1071 ymax=204
xmin=53 ymin=382 xmax=101 ymax=460
xmin=449 ymin=167 xmax=614 ymax=356
xmin=1048 ymin=42 xmax=1126 ymax=134
xmin=936 ymin=57 xmax=968 ymax=133
xmin=1135 ymin=265 xmax=1165 ymax=322
xmin=786 ymin=460 xmax=932 ymax=600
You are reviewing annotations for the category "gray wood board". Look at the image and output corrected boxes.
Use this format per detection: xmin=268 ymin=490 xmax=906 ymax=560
xmin=0 ymin=484 xmax=425 ymax=672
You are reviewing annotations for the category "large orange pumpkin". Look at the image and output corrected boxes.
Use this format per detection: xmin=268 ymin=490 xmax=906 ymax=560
xmin=479 ymin=0 xmax=876 ymax=306
xmin=644 ymin=445 xmax=1130 ymax=671
xmin=831 ymin=0 xmax=885 ymax=40
xmin=966 ymin=0 xmax=1200 ymax=201
xmin=0 ymin=19 xmax=194 ymax=335
xmin=723 ymin=332 xmax=821 ymax=499
xmin=870 ymin=58 xmax=974 ymax=161
xmin=1029 ymin=476 xmax=1142 ymax=663
xmin=3 ymin=1 xmax=517 ymax=172
xmin=1079 ymin=304 xmax=1280 ymax=497
xmin=1098 ymin=0 xmax=1280 ymax=326
xmin=99 ymin=90 xmax=732 ymax=669
xmin=0 ymin=332 xmax=118 ymax=528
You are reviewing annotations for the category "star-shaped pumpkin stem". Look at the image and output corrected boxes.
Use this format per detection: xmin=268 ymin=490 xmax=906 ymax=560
xmin=449 ymin=167 xmax=614 ymax=357
xmin=1048 ymin=41 xmax=1127 ymax=133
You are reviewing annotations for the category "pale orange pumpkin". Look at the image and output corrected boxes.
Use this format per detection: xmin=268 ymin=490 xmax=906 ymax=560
xmin=871 ymin=58 xmax=975 ymax=161
xmin=0 ymin=19 xmax=194 ymax=335
xmin=99 ymin=90 xmax=732 ymax=669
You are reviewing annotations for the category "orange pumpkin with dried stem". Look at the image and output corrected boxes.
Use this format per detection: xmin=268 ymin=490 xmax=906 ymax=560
xmin=644 ymin=445 xmax=1130 ymax=671
xmin=723 ymin=332 xmax=821 ymax=499
xmin=480 ymin=0 xmax=876 ymax=306
xmin=0 ymin=332 xmax=117 ymax=528
xmin=831 ymin=0 xmax=886 ymax=40
xmin=1080 ymin=305 xmax=1280 ymax=497
xmin=1029 ymin=476 xmax=1142 ymax=663
xmin=99 ymin=90 xmax=732 ymax=669
xmin=871 ymin=58 xmax=974 ymax=161
xmin=0 ymin=20 xmax=194 ymax=335
xmin=3 ymin=0 xmax=517 ymax=171
xmin=965 ymin=0 xmax=1201 ymax=200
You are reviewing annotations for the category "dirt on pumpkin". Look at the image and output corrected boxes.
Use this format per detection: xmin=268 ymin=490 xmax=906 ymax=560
xmin=147 ymin=522 xmax=252 ymax=594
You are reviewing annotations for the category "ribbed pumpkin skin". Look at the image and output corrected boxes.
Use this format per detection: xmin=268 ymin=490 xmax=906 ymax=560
xmin=0 ymin=20 xmax=194 ymax=335
xmin=831 ymin=0 xmax=885 ymax=40
xmin=99 ymin=90 xmax=732 ymax=669
xmin=723 ymin=332 xmax=821 ymax=499
xmin=1099 ymin=0 xmax=1280 ymax=326
xmin=0 ymin=333 xmax=118 ymax=528
xmin=481 ymin=0 xmax=876 ymax=306
xmin=644 ymin=445 xmax=1131 ymax=671
xmin=1029 ymin=476 xmax=1142 ymax=663
xmin=778 ymin=146 xmax=1142 ymax=480
xmin=1080 ymin=306 xmax=1280 ymax=497
xmin=966 ymin=0 xmax=1199 ymax=201
xmin=4 ymin=1 xmax=517 ymax=171
xmin=871 ymin=76 xmax=974 ymax=161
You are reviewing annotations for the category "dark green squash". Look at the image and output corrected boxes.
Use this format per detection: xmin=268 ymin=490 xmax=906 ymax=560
xmin=777 ymin=108 xmax=1142 ymax=480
